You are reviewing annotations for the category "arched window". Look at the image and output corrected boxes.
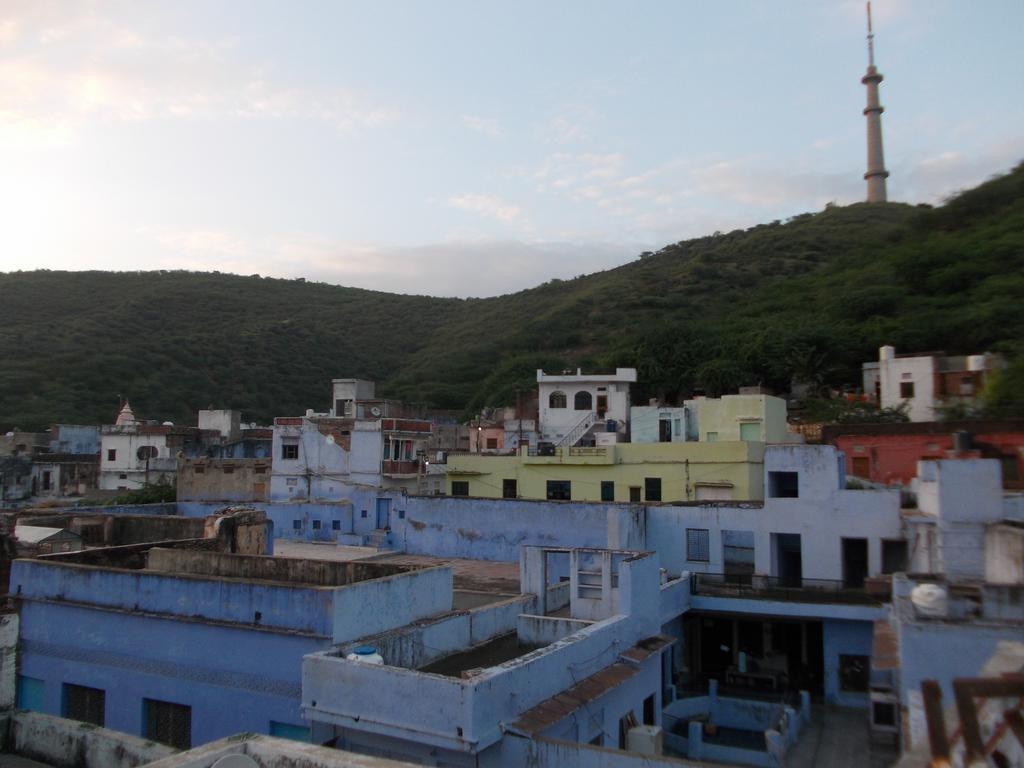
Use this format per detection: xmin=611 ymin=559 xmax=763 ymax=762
xmin=574 ymin=391 xmax=593 ymax=410
xmin=549 ymin=391 xmax=567 ymax=409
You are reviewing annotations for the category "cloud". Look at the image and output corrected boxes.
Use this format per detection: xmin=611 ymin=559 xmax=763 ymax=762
xmin=461 ymin=114 xmax=501 ymax=137
xmin=139 ymin=227 xmax=644 ymax=297
xmin=0 ymin=4 xmax=397 ymax=142
xmin=896 ymin=141 xmax=1024 ymax=203
xmin=448 ymin=194 xmax=522 ymax=222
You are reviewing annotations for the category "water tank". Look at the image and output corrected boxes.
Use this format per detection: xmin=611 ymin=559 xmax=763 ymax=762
xmin=346 ymin=645 xmax=384 ymax=665
xmin=967 ymin=354 xmax=987 ymax=372
xmin=911 ymin=583 xmax=948 ymax=618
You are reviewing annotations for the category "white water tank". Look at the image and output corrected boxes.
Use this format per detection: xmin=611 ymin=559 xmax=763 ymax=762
xmin=346 ymin=645 xmax=384 ymax=665
xmin=627 ymin=725 xmax=663 ymax=756
xmin=911 ymin=583 xmax=948 ymax=618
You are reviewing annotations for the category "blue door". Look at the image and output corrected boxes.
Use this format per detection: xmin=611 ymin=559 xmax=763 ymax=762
xmin=375 ymin=498 xmax=391 ymax=529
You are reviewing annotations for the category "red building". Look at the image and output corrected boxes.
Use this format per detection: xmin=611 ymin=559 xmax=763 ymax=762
xmin=822 ymin=421 xmax=1024 ymax=489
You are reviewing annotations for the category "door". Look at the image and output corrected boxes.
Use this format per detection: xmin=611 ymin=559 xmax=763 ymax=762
xmin=842 ymin=538 xmax=869 ymax=588
xmin=658 ymin=419 xmax=672 ymax=442
xmin=375 ymin=498 xmax=391 ymax=530
xmin=596 ymin=395 xmax=608 ymax=419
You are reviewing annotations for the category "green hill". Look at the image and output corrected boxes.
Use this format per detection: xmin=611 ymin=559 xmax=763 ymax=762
xmin=2 ymin=162 xmax=1023 ymax=431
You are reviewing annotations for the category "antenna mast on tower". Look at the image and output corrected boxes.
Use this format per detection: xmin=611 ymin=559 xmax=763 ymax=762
xmin=862 ymin=1 xmax=890 ymax=202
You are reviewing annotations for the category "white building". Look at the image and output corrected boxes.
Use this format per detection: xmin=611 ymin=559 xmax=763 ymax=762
xmin=867 ymin=345 xmax=1005 ymax=422
xmin=876 ymin=458 xmax=1024 ymax=753
xmin=272 ymin=409 xmax=432 ymax=503
xmin=98 ymin=403 xmax=231 ymax=491
xmin=537 ymin=367 xmax=637 ymax=446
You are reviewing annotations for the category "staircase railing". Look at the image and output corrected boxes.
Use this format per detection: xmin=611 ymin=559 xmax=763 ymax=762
xmin=555 ymin=412 xmax=597 ymax=448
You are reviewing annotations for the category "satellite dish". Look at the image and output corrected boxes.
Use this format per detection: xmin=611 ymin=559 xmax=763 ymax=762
xmin=370 ymin=406 xmax=382 ymax=417
xmin=211 ymin=756 xmax=259 ymax=768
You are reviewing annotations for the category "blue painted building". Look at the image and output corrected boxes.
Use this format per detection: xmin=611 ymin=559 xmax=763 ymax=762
xmin=11 ymin=545 xmax=449 ymax=749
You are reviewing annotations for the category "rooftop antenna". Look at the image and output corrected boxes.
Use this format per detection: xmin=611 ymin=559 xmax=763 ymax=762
xmin=866 ymin=1 xmax=875 ymax=68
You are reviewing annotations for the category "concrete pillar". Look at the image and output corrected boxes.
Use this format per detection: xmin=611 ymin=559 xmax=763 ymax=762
xmin=688 ymin=720 xmax=704 ymax=760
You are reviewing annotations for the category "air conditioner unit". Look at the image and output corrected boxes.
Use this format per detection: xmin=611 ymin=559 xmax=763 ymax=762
xmin=627 ymin=725 xmax=663 ymax=756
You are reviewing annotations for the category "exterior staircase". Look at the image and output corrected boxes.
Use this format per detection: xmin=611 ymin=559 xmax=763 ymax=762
xmin=555 ymin=412 xmax=597 ymax=448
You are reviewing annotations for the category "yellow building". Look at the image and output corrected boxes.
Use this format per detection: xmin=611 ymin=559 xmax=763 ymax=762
xmin=446 ymin=441 xmax=765 ymax=503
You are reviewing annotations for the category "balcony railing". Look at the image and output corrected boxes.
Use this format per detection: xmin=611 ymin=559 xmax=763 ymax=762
xmin=382 ymin=460 xmax=421 ymax=476
xmin=690 ymin=572 xmax=884 ymax=605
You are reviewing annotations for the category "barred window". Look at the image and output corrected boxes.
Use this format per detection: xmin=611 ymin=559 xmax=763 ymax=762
xmin=686 ymin=528 xmax=710 ymax=562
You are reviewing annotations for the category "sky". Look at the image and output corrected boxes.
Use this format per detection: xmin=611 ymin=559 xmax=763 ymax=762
xmin=1 ymin=1 xmax=1022 ymax=297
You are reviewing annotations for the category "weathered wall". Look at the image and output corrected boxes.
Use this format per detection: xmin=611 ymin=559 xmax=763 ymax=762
xmin=16 ymin=600 xmax=325 ymax=749
xmin=12 ymin=558 xmax=336 ymax=634
xmin=7 ymin=710 xmax=177 ymax=768
xmin=986 ymin=525 xmax=1024 ymax=584
xmin=176 ymin=458 xmax=269 ymax=503
xmin=393 ymin=496 xmax=611 ymax=561
xmin=516 ymin=615 xmax=593 ymax=646
xmin=0 ymin=613 xmax=16 ymax=710
xmin=337 ymin=595 xmax=533 ymax=670
xmin=331 ymin=566 xmax=453 ymax=644
xmin=146 ymin=548 xmax=410 ymax=586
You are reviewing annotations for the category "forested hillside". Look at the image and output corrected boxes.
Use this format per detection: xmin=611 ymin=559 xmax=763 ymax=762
xmin=2 ymin=162 xmax=1022 ymax=430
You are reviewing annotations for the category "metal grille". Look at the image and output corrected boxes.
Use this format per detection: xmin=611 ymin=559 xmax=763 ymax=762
xmin=686 ymin=528 xmax=710 ymax=562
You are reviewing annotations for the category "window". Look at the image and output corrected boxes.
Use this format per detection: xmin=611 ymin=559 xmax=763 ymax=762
xmin=739 ymin=422 xmax=761 ymax=441
xmin=882 ymin=539 xmax=908 ymax=574
xmin=194 ymin=466 xmax=205 ymax=474
xmin=292 ymin=519 xmax=302 ymax=530
xmin=768 ymin=471 xmax=799 ymax=498
xmin=486 ymin=437 xmax=498 ymax=450
xmin=269 ymin=721 xmax=311 ymax=742
xmin=686 ymin=529 xmax=710 ymax=562
xmin=332 ymin=520 xmax=341 ymax=531
xmin=601 ymin=481 xmax=615 ymax=502
xmin=574 ymin=391 xmax=593 ymax=410
xmin=546 ymin=480 xmax=571 ymax=501
xmin=42 ymin=471 xmax=51 ymax=491
xmin=502 ymin=479 xmax=517 ymax=499
xmin=839 ymin=655 xmax=869 ymax=693
xmin=254 ymin=465 xmax=266 ymax=474
xmin=118 ymin=473 xmax=128 ymax=480
xmin=706 ymin=431 xmax=718 ymax=442
xmin=222 ymin=466 xmax=234 ymax=474
xmin=144 ymin=698 xmax=192 ymax=750
xmin=644 ymin=477 xmax=662 ymax=502
xmin=107 ymin=449 xmax=116 ymax=462
xmin=629 ymin=486 xmax=641 ymax=503
xmin=312 ymin=519 xmax=321 ymax=530
xmin=549 ymin=391 xmax=567 ymax=409
xmin=285 ymin=477 xmax=298 ymax=487
xmin=451 ymin=481 xmax=469 ymax=497
xmin=900 ymin=381 xmax=915 ymax=399
xmin=281 ymin=443 xmax=299 ymax=460
xmin=63 ymin=683 xmax=105 ymax=726
xmin=16 ymin=677 xmax=44 ymax=711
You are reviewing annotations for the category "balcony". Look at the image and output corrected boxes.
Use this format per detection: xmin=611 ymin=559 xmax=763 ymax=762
xmin=690 ymin=572 xmax=885 ymax=606
xmin=382 ymin=460 xmax=421 ymax=477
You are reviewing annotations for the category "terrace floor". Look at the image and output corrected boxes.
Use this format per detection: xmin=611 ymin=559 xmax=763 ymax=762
xmin=787 ymin=705 xmax=899 ymax=768
xmin=272 ymin=542 xmax=521 ymax=604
